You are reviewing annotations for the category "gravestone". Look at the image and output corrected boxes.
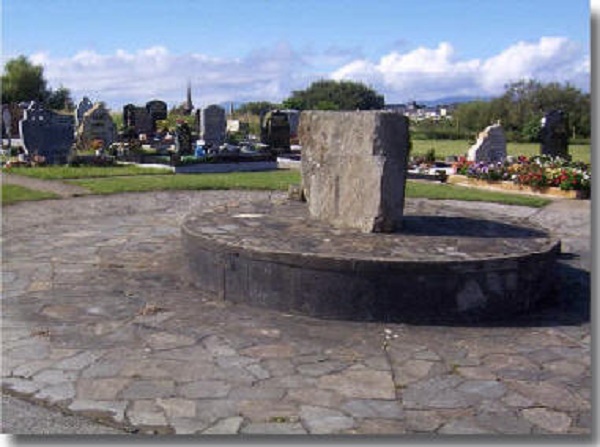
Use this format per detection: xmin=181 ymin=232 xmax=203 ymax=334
xmin=75 ymin=97 xmax=93 ymax=128
xmin=123 ymin=104 xmax=153 ymax=136
xmin=299 ymin=111 xmax=410 ymax=233
xmin=540 ymin=110 xmax=569 ymax=158
xmin=76 ymin=102 xmax=116 ymax=148
xmin=201 ymin=105 xmax=226 ymax=147
xmin=146 ymin=100 xmax=168 ymax=132
xmin=2 ymin=104 xmax=11 ymax=141
xmin=175 ymin=121 xmax=193 ymax=155
xmin=467 ymin=123 xmax=506 ymax=163
xmin=19 ymin=101 xmax=74 ymax=164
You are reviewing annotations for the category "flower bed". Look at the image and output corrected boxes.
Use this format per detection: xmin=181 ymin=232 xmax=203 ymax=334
xmin=452 ymin=155 xmax=590 ymax=198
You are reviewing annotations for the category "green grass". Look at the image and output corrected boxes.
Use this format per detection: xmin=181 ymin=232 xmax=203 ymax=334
xmin=2 ymin=184 xmax=60 ymax=206
xmin=6 ymin=164 xmax=173 ymax=180
xmin=412 ymin=139 xmax=591 ymax=164
xmin=68 ymin=170 xmax=301 ymax=195
xmin=405 ymin=181 xmax=550 ymax=207
xmin=66 ymin=169 xmax=549 ymax=207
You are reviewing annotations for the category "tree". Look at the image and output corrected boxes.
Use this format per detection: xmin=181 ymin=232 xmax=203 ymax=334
xmin=236 ymin=101 xmax=281 ymax=116
xmin=46 ymin=86 xmax=74 ymax=111
xmin=1 ymin=55 xmax=48 ymax=103
xmin=282 ymin=80 xmax=384 ymax=111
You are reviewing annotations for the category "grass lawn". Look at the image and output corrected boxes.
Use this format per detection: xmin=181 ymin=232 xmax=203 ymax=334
xmin=5 ymin=164 xmax=173 ymax=180
xmin=68 ymin=170 xmax=301 ymax=195
xmin=411 ymin=139 xmax=590 ymax=164
xmin=65 ymin=169 xmax=550 ymax=207
xmin=2 ymin=184 xmax=60 ymax=206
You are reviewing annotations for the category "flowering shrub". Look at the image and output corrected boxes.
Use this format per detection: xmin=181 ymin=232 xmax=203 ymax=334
xmin=453 ymin=155 xmax=591 ymax=192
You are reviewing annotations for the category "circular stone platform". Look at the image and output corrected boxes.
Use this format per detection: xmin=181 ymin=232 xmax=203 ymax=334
xmin=181 ymin=198 xmax=560 ymax=323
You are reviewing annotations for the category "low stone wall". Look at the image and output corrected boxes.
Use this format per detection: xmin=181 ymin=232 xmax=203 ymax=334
xmin=448 ymin=175 xmax=589 ymax=199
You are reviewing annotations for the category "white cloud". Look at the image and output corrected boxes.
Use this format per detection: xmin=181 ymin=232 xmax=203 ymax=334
xmin=16 ymin=36 xmax=590 ymax=110
xmin=28 ymin=43 xmax=310 ymax=110
xmin=331 ymin=37 xmax=589 ymax=102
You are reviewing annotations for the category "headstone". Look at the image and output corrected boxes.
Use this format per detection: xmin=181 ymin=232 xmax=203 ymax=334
xmin=201 ymin=105 xmax=226 ymax=147
xmin=540 ymin=110 xmax=569 ymax=158
xmin=123 ymin=104 xmax=153 ymax=136
xmin=467 ymin=124 xmax=506 ymax=163
xmin=75 ymin=97 xmax=93 ymax=128
xmin=146 ymin=100 xmax=168 ymax=132
xmin=175 ymin=121 xmax=193 ymax=155
xmin=76 ymin=102 xmax=117 ymax=148
xmin=19 ymin=101 xmax=74 ymax=164
xmin=299 ymin=111 xmax=410 ymax=233
xmin=2 ymin=104 xmax=11 ymax=140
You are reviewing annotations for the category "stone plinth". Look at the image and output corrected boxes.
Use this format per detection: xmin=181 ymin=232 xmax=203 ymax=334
xmin=299 ymin=111 xmax=410 ymax=233
xmin=181 ymin=199 xmax=560 ymax=323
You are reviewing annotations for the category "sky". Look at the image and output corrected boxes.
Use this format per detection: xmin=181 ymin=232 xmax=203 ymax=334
xmin=1 ymin=0 xmax=593 ymax=110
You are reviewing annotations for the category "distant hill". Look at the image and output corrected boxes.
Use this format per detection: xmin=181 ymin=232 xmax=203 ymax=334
xmin=420 ymin=95 xmax=493 ymax=106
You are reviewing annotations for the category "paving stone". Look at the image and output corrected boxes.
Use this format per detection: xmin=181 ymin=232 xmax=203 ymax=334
xmin=521 ymin=408 xmax=572 ymax=433
xmin=508 ymin=380 xmax=590 ymax=411
xmin=300 ymin=406 xmax=355 ymax=434
xmin=121 ymin=380 xmax=175 ymax=399
xmin=476 ymin=410 xmax=532 ymax=434
xmin=202 ymin=417 xmax=244 ymax=434
xmin=228 ymin=385 xmax=285 ymax=400
xmin=76 ymin=378 xmax=131 ymax=400
xmin=169 ymin=418 xmax=209 ymax=435
xmin=203 ymin=335 xmax=238 ymax=357
xmin=32 ymin=369 xmax=80 ymax=386
xmin=341 ymin=399 xmax=403 ymax=419
xmin=236 ymin=400 xmax=299 ymax=423
xmin=245 ymin=363 xmax=270 ymax=380
xmin=177 ymin=380 xmax=230 ymax=399
xmin=68 ymin=399 xmax=128 ymax=424
xmin=543 ymin=360 xmax=587 ymax=378
xmin=196 ymin=399 xmax=238 ymax=424
xmin=318 ymin=369 xmax=395 ymax=399
xmin=456 ymin=380 xmax=507 ymax=399
xmin=402 ymin=376 xmax=470 ymax=409
xmin=126 ymin=400 xmax=168 ymax=428
xmin=261 ymin=358 xmax=295 ymax=377
xmin=240 ymin=422 xmax=307 ymax=434
xmin=35 ymin=382 xmax=76 ymax=403
xmin=145 ymin=332 xmax=197 ymax=350
xmin=241 ymin=343 xmax=296 ymax=359
xmin=52 ymin=351 xmax=103 ymax=370
xmin=438 ymin=418 xmax=494 ymax=434
xmin=392 ymin=360 xmax=434 ymax=386
xmin=11 ymin=360 xmax=57 ymax=378
xmin=5 ymin=343 xmax=50 ymax=360
xmin=156 ymin=398 xmax=196 ymax=419
xmin=285 ymin=388 xmax=344 ymax=408
xmin=404 ymin=410 xmax=445 ymax=432
xmin=343 ymin=418 xmax=407 ymax=434
xmin=81 ymin=359 xmax=127 ymax=378
xmin=1 ymin=377 xmax=41 ymax=395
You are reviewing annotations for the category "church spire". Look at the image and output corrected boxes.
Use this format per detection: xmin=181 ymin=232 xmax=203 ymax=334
xmin=184 ymin=80 xmax=193 ymax=115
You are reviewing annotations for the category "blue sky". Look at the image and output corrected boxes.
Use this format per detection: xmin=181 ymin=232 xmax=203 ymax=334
xmin=1 ymin=0 xmax=592 ymax=109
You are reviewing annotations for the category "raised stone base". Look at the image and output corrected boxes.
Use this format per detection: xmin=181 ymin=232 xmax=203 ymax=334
xmin=181 ymin=199 xmax=560 ymax=323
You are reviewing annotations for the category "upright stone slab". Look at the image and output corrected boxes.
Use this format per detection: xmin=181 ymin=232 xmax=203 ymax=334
xmin=75 ymin=97 xmax=93 ymax=128
xmin=76 ymin=102 xmax=116 ymax=148
xmin=467 ymin=124 xmax=506 ymax=163
xmin=540 ymin=110 xmax=569 ymax=158
xmin=201 ymin=105 xmax=226 ymax=148
xmin=299 ymin=111 xmax=410 ymax=233
xmin=146 ymin=100 xmax=168 ymax=132
xmin=19 ymin=101 xmax=74 ymax=164
xmin=123 ymin=104 xmax=153 ymax=136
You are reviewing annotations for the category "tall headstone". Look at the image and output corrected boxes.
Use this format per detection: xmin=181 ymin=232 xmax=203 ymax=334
xmin=2 ymin=104 xmax=11 ymax=141
xmin=201 ymin=105 xmax=226 ymax=147
xmin=467 ymin=123 xmax=506 ymax=163
xmin=76 ymin=102 xmax=117 ymax=148
xmin=175 ymin=121 xmax=193 ymax=155
xmin=146 ymin=100 xmax=168 ymax=132
xmin=123 ymin=104 xmax=153 ymax=136
xmin=540 ymin=110 xmax=569 ymax=158
xmin=299 ymin=111 xmax=410 ymax=233
xmin=75 ymin=96 xmax=93 ymax=128
xmin=19 ymin=101 xmax=74 ymax=164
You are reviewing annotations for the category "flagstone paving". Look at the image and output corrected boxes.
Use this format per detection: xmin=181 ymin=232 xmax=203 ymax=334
xmin=1 ymin=191 xmax=591 ymax=435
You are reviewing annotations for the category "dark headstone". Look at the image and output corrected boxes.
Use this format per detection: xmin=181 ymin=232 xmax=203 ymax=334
xmin=201 ymin=105 xmax=226 ymax=147
xmin=146 ymin=100 xmax=168 ymax=132
xmin=540 ymin=110 xmax=569 ymax=158
xmin=75 ymin=97 xmax=93 ymax=128
xmin=123 ymin=104 xmax=153 ymax=136
xmin=175 ymin=121 xmax=193 ymax=155
xmin=19 ymin=101 xmax=74 ymax=164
